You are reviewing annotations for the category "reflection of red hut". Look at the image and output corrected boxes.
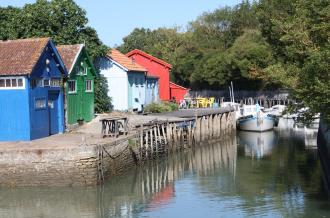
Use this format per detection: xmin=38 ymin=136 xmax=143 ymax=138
xmin=169 ymin=82 xmax=189 ymax=103
xmin=148 ymin=184 xmax=174 ymax=210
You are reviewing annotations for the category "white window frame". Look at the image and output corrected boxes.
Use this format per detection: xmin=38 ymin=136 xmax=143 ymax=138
xmin=50 ymin=78 xmax=61 ymax=87
xmin=68 ymin=80 xmax=77 ymax=94
xmin=0 ymin=77 xmax=25 ymax=90
xmin=83 ymin=66 xmax=88 ymax=76
xmin=85 ymin=80 xmax=93 ymax=92
xmin=43 ymin=79 xmax=50 ymax=87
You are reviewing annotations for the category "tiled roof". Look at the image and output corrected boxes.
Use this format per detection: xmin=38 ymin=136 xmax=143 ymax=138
xmin=0 ymin=38 xmax=49 ymax=76
xmin=126 ymin=49 xmax=172 ymax=69
xmin=57 ymin=44 xmax=83 ymax=73
xmin=108 ymin=49 xmax=147 ymax=72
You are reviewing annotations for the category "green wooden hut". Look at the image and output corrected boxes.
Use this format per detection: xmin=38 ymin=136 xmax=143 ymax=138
xmin=57 ymin=44 xmax=96 ymax=127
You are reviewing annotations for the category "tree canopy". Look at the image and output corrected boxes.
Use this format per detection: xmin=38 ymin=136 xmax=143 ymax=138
xmin=0 ymin=0 xmax=111 ymax=112
xmin=118 ymin=0 xmax=329 ymax=120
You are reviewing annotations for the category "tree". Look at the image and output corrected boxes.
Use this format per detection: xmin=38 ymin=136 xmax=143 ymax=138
xmin=258 ymin=0 xmax=330 ymax=122
xmin=0 ymin=0 xmax=111 ymax=112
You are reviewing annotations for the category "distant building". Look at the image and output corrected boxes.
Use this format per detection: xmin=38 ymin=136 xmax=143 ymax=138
xmin=97 ymin=49 xmax=149 ymax=111
xmin=0 ymin=38 xmax=67 ymax=141
xmin=126 ymin=49 xmax=188 ymax=103
xmin=57 ymin=44 xmax=96 ymax=127
xmin=169 ymin=82 xmax=189 ymax=103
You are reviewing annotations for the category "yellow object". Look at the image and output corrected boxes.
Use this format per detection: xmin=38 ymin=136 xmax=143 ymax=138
xmin=196 ymin=97 xmax=208 ymax=108
xmin=207 ymin=97 xmax=215 ymax=107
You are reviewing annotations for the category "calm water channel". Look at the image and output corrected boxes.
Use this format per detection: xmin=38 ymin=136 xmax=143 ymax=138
xmin=0 ymin=119 xmax=329 ymax=218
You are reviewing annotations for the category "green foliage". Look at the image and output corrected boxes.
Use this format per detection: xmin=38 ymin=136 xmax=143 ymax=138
xmin=94 ymin=72 xmax=112 ymax=113
xmin=0 ymin=0 xmax=111 ymax=113
xmin=117 ymin=1 xmax=272 ymax=90
xmin=258 ymin=0 xmax=330 ymax=122
xmin=144 ymin=101 xmax=179 ymax=113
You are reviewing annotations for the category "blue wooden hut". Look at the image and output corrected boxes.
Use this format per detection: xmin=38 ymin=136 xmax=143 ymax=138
xmin=145 ymin=75 xmax=159 ymax=105
xmin=0 ymin=38 xmax=67 ymax=141
xmin=97 ymin=49 xmax=148 ymax=112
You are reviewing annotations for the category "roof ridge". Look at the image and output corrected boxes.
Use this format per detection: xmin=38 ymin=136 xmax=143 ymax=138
xmin=108 ymin=49 xmax=147 ymax=72
xmin=126 ymin=49 xmax=172 ymax=68
xmin=0 ymin=37 xmax=50 ymax=43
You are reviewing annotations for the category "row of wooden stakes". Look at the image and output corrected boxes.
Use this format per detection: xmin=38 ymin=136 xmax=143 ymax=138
xmin=137 ymin=111 xmax=236 ymax=160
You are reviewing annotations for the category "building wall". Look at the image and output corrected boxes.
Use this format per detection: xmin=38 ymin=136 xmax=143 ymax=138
xmin=66 ymin=50 xmax=95 ymax=125
xmin=169 ymin=84 xmax=188 ymax=103
xmin=128 ymin=72 xmax=146 ymax=111
xmin=0 ymin=78 xmax=30 ymax=141
xmin=98 ymin=58 xmax=128 ymax=111
xmin=29 ymin=44 xmax=65 ymax=140
xmin=128 ymin=53 xmax=170 ymax=101
xmin=145 ymin=78 xmax=159 ymax=105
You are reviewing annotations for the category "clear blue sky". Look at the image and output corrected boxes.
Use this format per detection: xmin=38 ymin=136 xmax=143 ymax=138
xmin=1 ymin=0 xmax=242 ymax=47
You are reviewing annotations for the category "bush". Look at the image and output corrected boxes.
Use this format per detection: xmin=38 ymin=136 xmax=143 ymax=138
xmin=144 ymin=101 xmax=179 ymax=113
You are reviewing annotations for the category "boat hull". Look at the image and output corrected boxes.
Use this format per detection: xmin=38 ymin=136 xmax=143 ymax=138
xmin=238 ymin=116 xmax=274 ymax=132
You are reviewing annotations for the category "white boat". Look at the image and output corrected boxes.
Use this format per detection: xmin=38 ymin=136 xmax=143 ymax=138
xmin=263 ymin=105 xmax=287 ymax=117
xmin=237 ymin=104 xmax=276 ymax=132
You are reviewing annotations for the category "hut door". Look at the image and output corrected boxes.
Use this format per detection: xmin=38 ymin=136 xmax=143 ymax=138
xmin=77 ymin=77 xmax=84 ymax=120
xmin=128 ymin=77 xmax=133 ymax=109
xmin=48 ymin=92 xmax=59 ymax=135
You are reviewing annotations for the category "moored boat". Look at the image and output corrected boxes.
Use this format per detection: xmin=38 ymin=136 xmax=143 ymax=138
xmin=237 ymin=104 xmax=276 ymax=132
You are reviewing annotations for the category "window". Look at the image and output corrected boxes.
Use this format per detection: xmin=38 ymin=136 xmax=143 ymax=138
xmin=37 ymin=79 xmax=43 ymax=87
xmin=68 ymin=80 xmax=76 ymax=93
xmin=11 ymin=79 xmax=17 ymax=87
xmin=83 ymin=66 xmax=88 ymax=75
xmin=0 ymin=77 xmax=25 ymax=89
xmin=35 ymin=98 xmax=46 ymax=109
xmin=43 ymin=79 xmax=50 ymax=87
xmin=5 ymin=79 xmax=10 ymax=87
xmin=76 ymin=66 xmax=81 ymax=75
xmin=85 ymin=80 xmax=93 ymax=92
xmin=51 ymin=78 xmax=60 ymax=87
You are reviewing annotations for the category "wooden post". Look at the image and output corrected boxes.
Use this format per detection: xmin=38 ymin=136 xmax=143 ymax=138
xmin=150 ymin=128 xmax=154 ymax=157
xmin=154 ymin=126 xmax=159 ymax=155
xmin=145 ymin=127 xmax=149 ymax=158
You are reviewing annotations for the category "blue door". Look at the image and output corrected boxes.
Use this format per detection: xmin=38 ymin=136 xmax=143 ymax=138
xmin=48 ymin=92 xmax=59 ymax=135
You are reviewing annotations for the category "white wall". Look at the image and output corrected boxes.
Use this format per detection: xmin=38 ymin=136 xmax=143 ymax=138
xmin=97 ymin=58 xmax=128 ymax=111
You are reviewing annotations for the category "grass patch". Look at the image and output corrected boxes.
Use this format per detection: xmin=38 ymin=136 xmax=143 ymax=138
xmin=144 ymin=101 xmax=179 ymax=113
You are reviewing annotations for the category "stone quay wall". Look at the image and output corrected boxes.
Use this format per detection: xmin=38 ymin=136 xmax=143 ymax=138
xmin=0 ymin=110 xmax=236 ymax=187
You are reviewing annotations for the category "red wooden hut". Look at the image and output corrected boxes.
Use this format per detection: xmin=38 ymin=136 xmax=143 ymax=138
xmin=126 ymin=49 xmax=172 ymax=101
xmin=126 ymin=49 xmax=189 ymax=102
xmin=169 ymin=82 xmax=189 ymax=103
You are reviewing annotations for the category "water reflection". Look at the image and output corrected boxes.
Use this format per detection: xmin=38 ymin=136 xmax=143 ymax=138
xmin=238 ymin=131 xmax=277 ymax=158
xmin=0 ymin=122 xmax=329 ymax=217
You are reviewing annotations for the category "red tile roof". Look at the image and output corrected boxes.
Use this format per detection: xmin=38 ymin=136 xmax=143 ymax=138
xmin=107 ymin=49 xmax=147 ymax=72
xmin=0 ymin=38 xmax=49 ymax=76
xmin=57 ymin=44 xmax=83 ymax=73
xmin=126 ymin=49 xmax=172 ymax=69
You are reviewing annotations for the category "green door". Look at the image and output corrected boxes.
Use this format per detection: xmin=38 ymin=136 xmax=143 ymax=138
xmin=77 ymin=76 xmax=84 ymax=120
